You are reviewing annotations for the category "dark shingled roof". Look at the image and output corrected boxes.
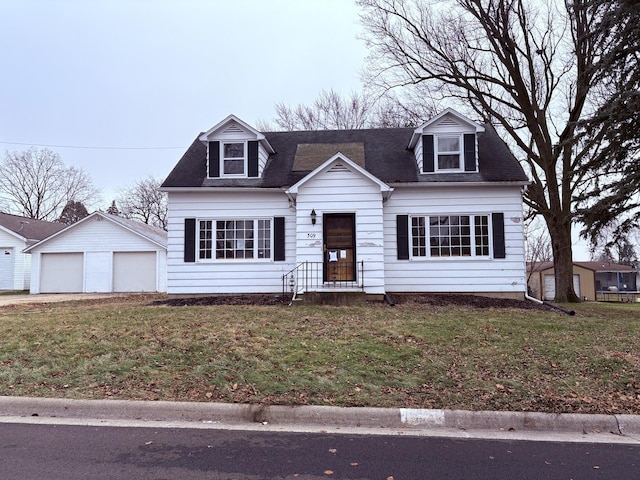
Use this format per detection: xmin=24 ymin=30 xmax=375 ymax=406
xmin=162 ymin=124 xmax=528 ymax=188
xmin=0 ymin=212 xmax=66 ymax=242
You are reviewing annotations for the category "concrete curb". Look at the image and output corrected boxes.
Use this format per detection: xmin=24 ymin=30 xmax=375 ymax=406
xmin=1 ymin=396 xmax=639 ymax=436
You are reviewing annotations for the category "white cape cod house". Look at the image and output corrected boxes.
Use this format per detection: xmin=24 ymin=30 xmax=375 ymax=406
xmin=161 ymin=108 xmax=529 ymax=300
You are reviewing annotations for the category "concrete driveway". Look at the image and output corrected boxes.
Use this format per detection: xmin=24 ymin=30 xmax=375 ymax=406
xmin=0 ymin=293 xmax=125 ymax=307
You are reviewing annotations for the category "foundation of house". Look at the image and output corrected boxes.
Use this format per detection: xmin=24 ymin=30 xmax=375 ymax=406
xmin=299 ymin=290 xmax=368 ymax=306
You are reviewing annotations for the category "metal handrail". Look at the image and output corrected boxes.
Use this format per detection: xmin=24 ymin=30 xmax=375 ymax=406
xmin=282 ymin=261 xmax=364 ymax=302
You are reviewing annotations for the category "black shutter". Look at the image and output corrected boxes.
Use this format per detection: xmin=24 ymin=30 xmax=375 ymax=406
xmin=208 ymin=141 xmax=220 ymax=178
xmin=397 ymin=215 xmax=409 ymax=260
xmin=492 ymin=213 xmax=505 ymax=259
xmin=248 ymin=141 xmax=259 ymax=177
xmin=274 ymin=217 xmax=285 ymax=261
xmin=464 ymin=134 xmax=476 ymax=171
xmin=422 ymin=135 xmax=435 ymax=173
xmin=184 ymin=218 xmax=196 ymax=263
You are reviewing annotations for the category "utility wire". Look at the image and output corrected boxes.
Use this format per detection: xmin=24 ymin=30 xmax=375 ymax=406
xmin=0 ymin=141 xmax=185 ymax=150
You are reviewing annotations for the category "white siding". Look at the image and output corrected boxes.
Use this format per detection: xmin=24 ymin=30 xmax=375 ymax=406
xmin=383 ymin=185 xmax=526 ymax=294
xmin=414 ymin=139 xmax=424 ymax=173
xmin=0 ymin=230 xmax=30 ymax=290
xmin=258 ymin=145 xmax=269 ymax=177
xmin=166 ymin=190 xmax=295 ymax=294
xmin=85 ymin=251 xmax=112 ymax=292
xmin=294 ymin=164 xmax=386 ymax=294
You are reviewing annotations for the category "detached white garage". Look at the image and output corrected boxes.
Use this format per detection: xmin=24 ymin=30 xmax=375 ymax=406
xmin=25 ymin=212 xmax=167 ymax=294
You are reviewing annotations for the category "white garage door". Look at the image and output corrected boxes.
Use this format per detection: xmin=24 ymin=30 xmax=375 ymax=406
xmin=113 ymin=252 xmax=157 ymax=292
xmin=543 ymin=274 xmax=581 ymax=301
xmin=40 ymin=253 xmax=84 ymax=293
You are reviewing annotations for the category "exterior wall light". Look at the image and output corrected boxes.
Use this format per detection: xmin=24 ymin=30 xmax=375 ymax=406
xmin=310 ymin=209 xmax=317 ymax=225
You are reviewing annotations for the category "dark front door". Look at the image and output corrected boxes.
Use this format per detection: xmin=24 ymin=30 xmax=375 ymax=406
xmin=323 ymin=213 xmax=356 ymax=282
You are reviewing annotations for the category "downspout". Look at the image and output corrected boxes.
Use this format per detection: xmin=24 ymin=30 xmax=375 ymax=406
xmin=525 ymin=293 xmax=575 ymax=316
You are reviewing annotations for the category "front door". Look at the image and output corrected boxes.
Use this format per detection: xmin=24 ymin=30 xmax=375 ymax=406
xmin=323 ymin=214 xmax=356 ymax=282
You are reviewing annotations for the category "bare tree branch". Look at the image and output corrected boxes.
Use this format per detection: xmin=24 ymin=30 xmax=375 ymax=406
xmin=0 ymin=147 xmax=100 ymax=221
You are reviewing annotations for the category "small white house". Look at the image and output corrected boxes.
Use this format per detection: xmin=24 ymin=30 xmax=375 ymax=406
xmin=0 ymin=212 xmax=66 ymax=291
xmin=161 ymin=109 xmax=529 ymax=299
xmin=25 ymin=212 xmax=167 ymax=294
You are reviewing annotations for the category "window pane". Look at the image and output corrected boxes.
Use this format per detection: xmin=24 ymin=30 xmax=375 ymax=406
xmin=438 ymin=136 xmax=459 ymax=152
xmin=198 ymin=220 xmax=213 ymax=259
xmin=429 ymin=215 xmax=472 ymax=257
xmin=257 ymin=219 xmax=271 ymax=258
xmin=211 ymin=219 xmax=271 ymax=260
xmin=474 ymin=215 xmax=490 ymax=256
xmin=411 ymin=217 xmax=426 ymax=257
xmin=224 ymin=143 xmax=244 ymax=158
xmin=224 ymin=159 xmax=244 ymax=175
xmin=438 ymin=154 xmax=460 ymax=169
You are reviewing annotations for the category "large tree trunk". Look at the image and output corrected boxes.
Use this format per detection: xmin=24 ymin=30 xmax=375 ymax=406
xmin=547 ymin=218 xmax=581 ymax=303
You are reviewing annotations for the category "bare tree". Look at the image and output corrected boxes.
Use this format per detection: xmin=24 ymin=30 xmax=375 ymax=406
xmin=524 ymin=219 xmax=553 ymax=294
xmin=0 ymin=147 xmax=99 ymax=221
xmin=526 ymin=220 xmax=553 ymax=264
xmin=357 ymin=0 xmax=621 ymax=302
xmin=116 ymin=176 xmax=167 ymax=230
xmin=260 ymin=88 xmax=432 ymax=131
xmin=272 ymin=89 xmax=371 ymax=130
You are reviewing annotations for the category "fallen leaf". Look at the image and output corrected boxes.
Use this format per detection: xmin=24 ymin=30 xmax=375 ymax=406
xmin=387 ymin=476 xmax=395 ymax=480
xmin=145 ymin=441 xmax=153 ymax=445
xmin=324 ymin=470 xmax=334 ymax=475
xmin=593 ymin=466 xmax=600 ymax=469
xmin=351 ymin=462 xmax=359 ymax=466
xmin=329 ymin=448 xmax=337 ymax=454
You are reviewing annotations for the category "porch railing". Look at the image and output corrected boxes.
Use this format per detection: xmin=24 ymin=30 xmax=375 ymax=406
xmin=282 ymin=261 xmax=364 ymax=302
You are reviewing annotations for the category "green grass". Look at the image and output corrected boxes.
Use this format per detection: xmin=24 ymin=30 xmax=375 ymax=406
xmin=0 ymin=296 xmax=639 ymax=414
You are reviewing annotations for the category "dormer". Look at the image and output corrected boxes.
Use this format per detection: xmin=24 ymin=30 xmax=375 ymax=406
xmin=199 ymin=115 xmax=275 ymax=179
xmin=408 ymin=108 xmax=485 ymax=174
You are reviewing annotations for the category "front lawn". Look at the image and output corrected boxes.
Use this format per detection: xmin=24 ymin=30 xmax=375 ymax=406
xmin=0 ymin=295 xmax=638 ymax=414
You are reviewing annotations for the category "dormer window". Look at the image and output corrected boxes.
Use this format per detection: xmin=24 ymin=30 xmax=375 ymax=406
xmin=222 ymin=142 xmax=246 ymax=175
xmin=409 ymin=109 xmax=484 ymax=174
xmin=200 ymin=115 xmax=275 ymax=180
xmin=421 ymin=133 xmax=478 ymax=173
xmin=207 ymin=139 xmax=260 ymax=178
xmin=436 ymin=135 xmax=462 ymax=170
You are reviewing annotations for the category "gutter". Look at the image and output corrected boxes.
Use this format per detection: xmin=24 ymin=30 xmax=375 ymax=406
xmin=525 ymin=293 xmax=575 ymax=316
xmin=388 ymin=181 xmax=530 ymax=188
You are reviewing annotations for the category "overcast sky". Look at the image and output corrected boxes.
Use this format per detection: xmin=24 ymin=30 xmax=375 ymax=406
xmin=1 ymin=0 xmax=592 ymax=258
xmin=1 ymin=0 xmax=367 ymax=204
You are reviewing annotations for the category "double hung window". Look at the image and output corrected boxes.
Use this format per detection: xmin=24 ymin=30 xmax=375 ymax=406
xmin=411 ymin=214 xmax=490 ymax=258
xmin=436 ymin=135 xmax=461 ymax=170
xmin=222 ymin=142 xmax=246 ymax=176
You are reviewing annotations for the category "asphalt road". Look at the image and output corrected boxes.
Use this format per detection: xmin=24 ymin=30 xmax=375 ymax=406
xmin=1 ymin=422 xmax=638 ymax=480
